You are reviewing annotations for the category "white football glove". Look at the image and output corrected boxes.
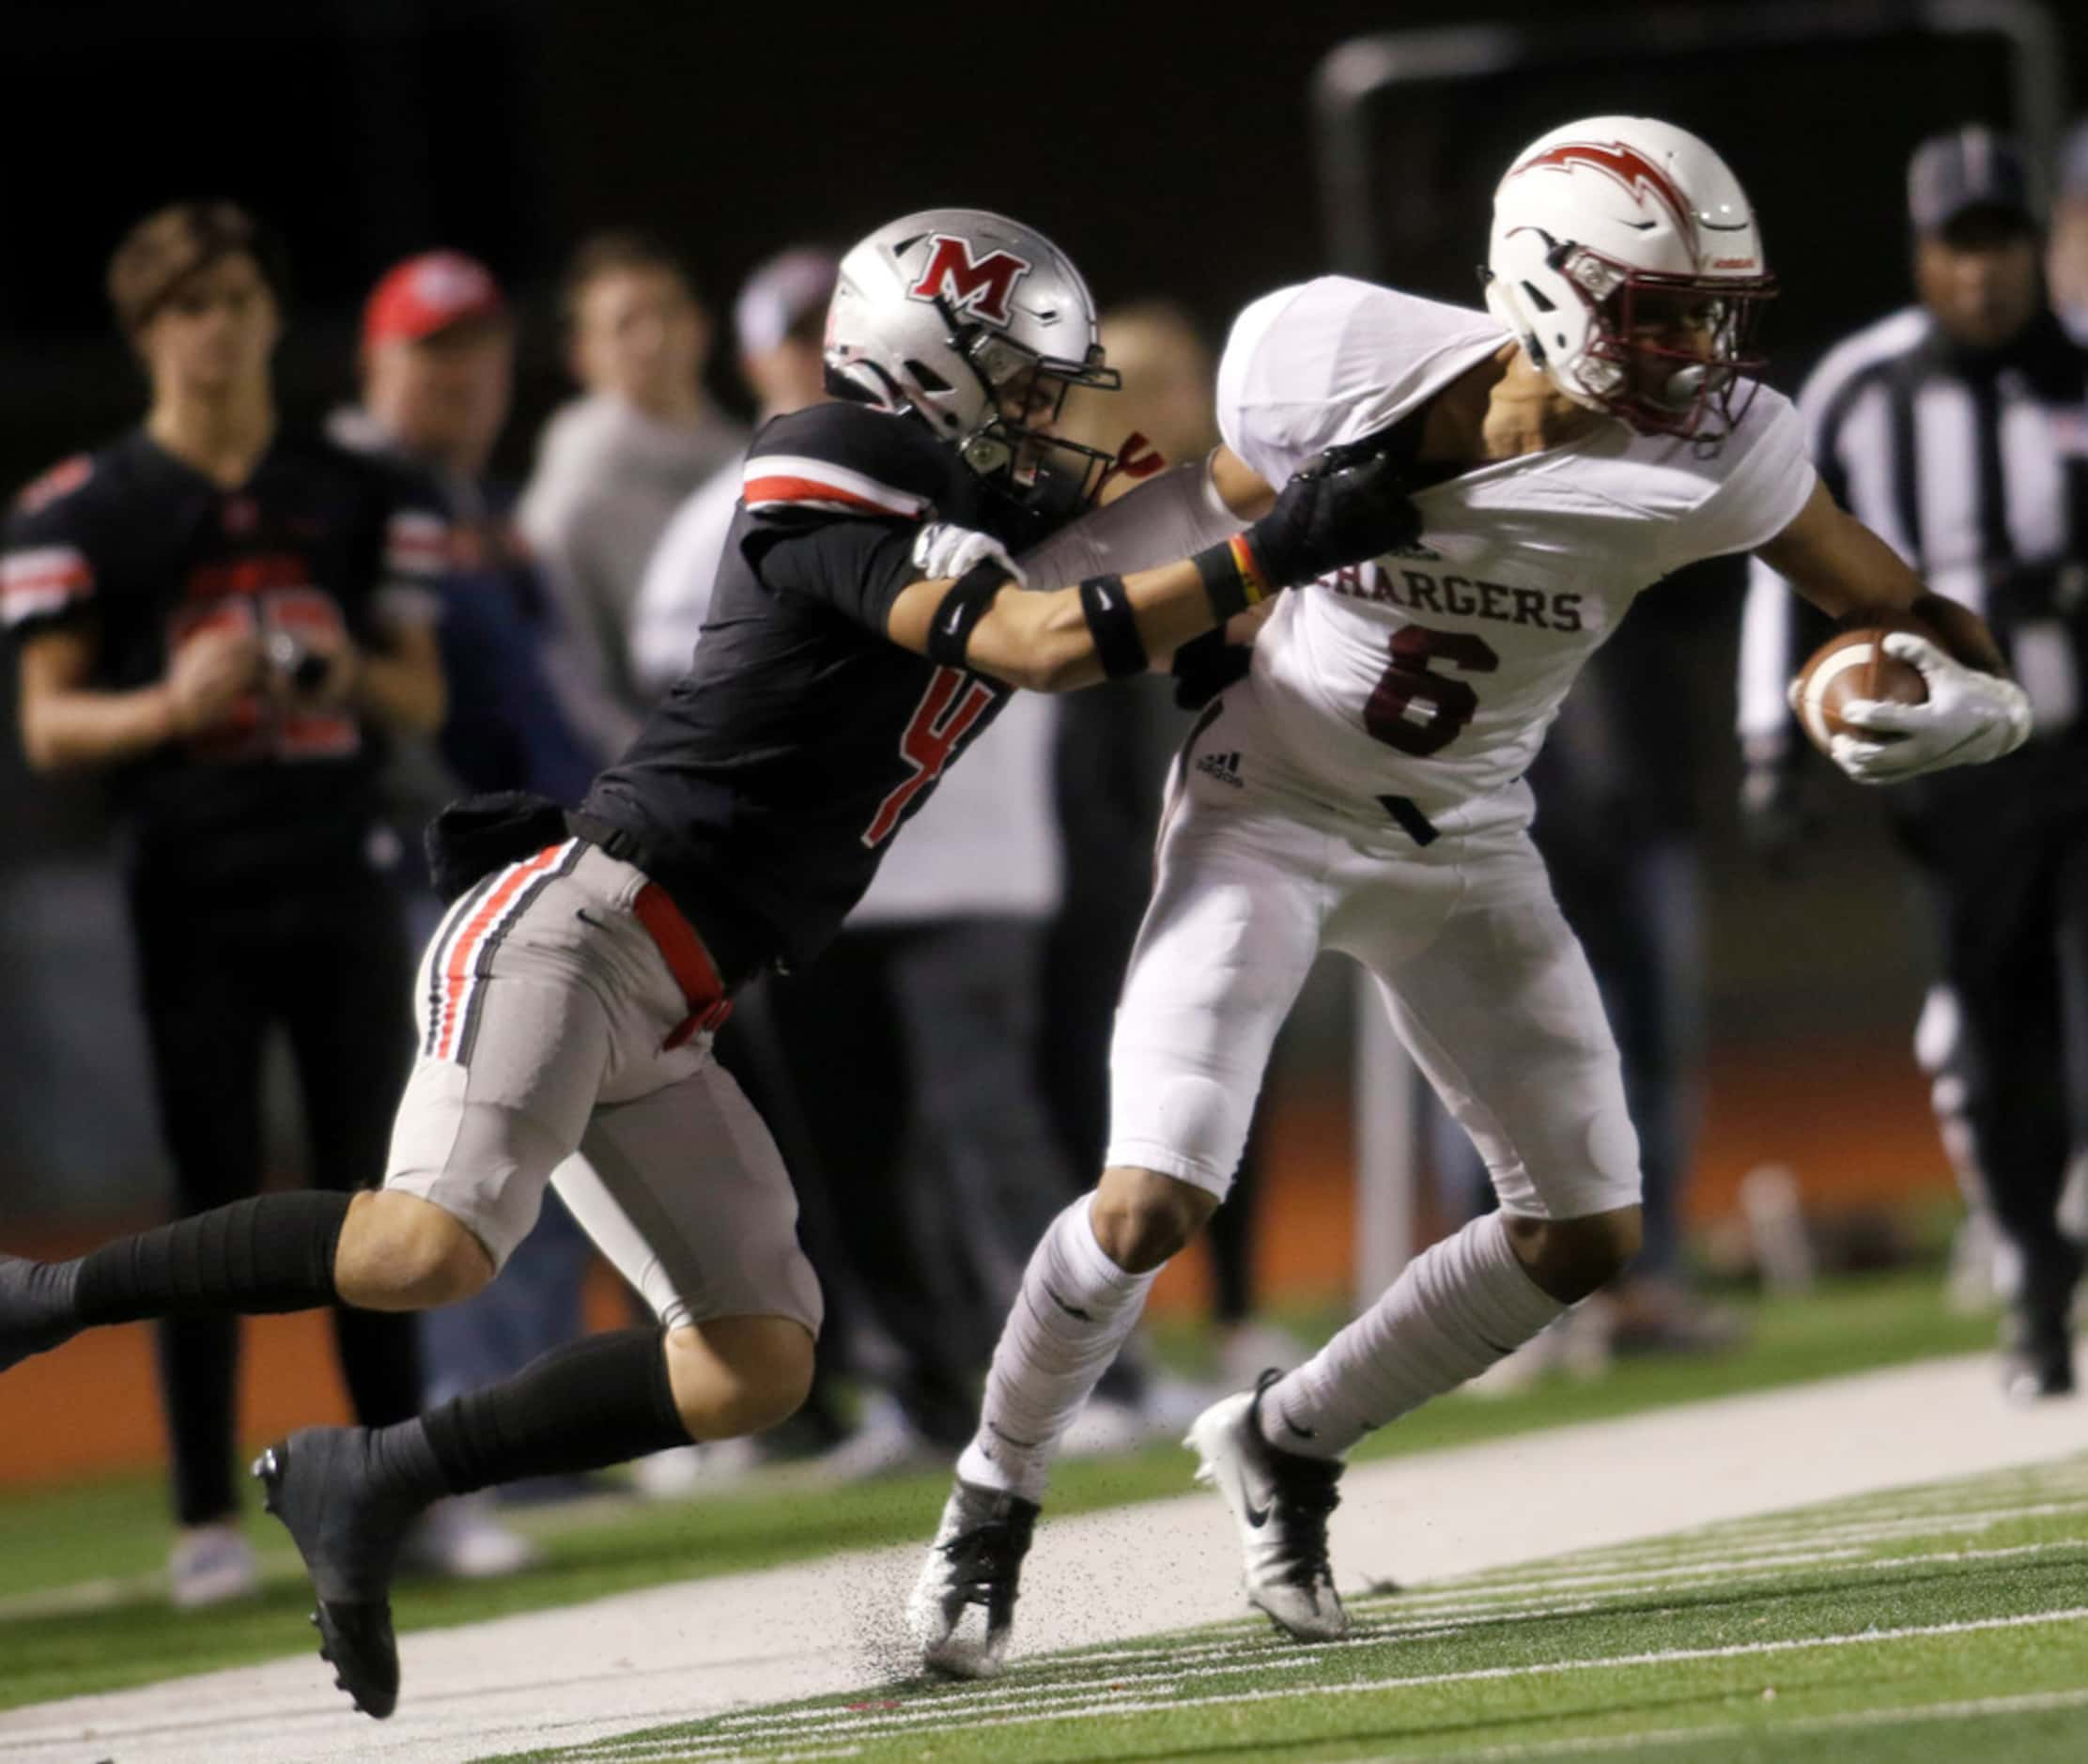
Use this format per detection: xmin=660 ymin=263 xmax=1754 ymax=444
xmin=1826 ymin=632 xmax=2032 ymax=785
xmin=910 ymin=522 xmax=1028 ymax=587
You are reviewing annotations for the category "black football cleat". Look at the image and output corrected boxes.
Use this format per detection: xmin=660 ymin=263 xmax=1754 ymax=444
xmin=255 ymin=1428 xmax=419 ymax=1719
xmin=0 ymin=1253 xmax=81 ymax=1373
xmin=2001 ymin=1315 xmax=2078 ymax=1403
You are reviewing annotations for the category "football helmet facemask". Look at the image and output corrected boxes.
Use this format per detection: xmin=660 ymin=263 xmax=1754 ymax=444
xmin=1483 ymin=116 xmax=1776 ymax=442
xmin=825 ymin=208 xmax=1121 ymax=518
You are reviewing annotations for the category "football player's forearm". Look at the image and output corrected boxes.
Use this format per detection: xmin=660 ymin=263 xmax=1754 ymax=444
xmin=1757 ymin=487 xmax=2005 ymax=677
xmin=1904 ymin=593 xmax=2007 ymax=676
xmin=1016 ymin=456 xmax=1246 ymax=587
xmin=982 ymin=558 xmax=1224 ymax=693
xmin=19 ymin=684 xmax=177 ymax=771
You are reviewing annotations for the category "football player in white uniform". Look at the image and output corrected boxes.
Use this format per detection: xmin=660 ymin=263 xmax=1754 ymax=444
xmin=910 ymin=116 xmax=2034 ymax=1677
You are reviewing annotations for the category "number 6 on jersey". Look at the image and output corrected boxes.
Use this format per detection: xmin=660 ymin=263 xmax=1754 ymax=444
xmin=1363 ymin=626 xmax=1499 ymax=756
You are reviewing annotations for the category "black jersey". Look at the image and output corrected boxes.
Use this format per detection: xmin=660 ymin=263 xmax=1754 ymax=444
xmin=1 ymin=428 xmax=448 ymax=894
xmin=578 ymin=400 xmax=1055 ymax=979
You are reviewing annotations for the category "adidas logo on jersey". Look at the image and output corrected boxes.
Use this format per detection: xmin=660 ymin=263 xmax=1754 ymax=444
xmin=1196 ymin=749 xmax=1245 ymax=787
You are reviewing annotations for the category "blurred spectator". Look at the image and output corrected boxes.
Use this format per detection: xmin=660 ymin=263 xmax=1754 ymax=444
xmin=2 ymin=202 xmax=442 ymax=1602
xmin=1740 ymin=127 xmax=2088 ymax=1400
xmin=337 ymin=250 xmax=608 ymax=808
xmin=334 ymin=248 xmax=627 ymax=1563
xmin=518 ymin=231 xmax=745 ymax=721
xmin=2050 ymin=121 xmax=2088 ymax=337
xmin=766 ymin=693 xmax=1095 ymax=1471
xmin=631 ymin=248 xmax=835 ymax=693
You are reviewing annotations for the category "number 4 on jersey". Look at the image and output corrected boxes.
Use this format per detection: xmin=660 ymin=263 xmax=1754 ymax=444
xmin=861 ymin=666 xmax=998 ymax=847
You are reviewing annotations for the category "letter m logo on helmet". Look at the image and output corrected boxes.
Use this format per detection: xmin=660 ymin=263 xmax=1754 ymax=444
xmin=907 ymin=235 xmax=1032 ymax=329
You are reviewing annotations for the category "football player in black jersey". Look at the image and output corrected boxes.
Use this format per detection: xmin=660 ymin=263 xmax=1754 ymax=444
xmin=3 ymin=201 xmax=446 ymax=1607
xmin=0 ymin=208 xmax=1420 ymax=1717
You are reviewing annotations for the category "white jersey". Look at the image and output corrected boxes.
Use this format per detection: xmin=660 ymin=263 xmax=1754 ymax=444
xmin=1219 ymin=277 xmax=1816 ymax=813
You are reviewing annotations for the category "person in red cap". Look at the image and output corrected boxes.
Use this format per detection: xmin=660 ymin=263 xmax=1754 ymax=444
xmin=356 ymin=253 xmax=511 ymax=485
xmin=336 ymin=253 xmax=638 ymax=1550
xmin=341 ymin=250 xmax=631 ymax=767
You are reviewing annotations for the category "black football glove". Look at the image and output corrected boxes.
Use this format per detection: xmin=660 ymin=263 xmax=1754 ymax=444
xmin=1170 ymin=627 xmax=1253 ymax=710
xmin=1243 ymin=436 xmax=1424 ymax=589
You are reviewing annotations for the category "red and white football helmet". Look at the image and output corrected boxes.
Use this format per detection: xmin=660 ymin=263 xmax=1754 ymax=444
xmin=1484 ymin=116 xmax=1776 ymax=441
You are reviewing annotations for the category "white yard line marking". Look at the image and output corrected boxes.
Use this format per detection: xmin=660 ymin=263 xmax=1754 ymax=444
xmin=1350 ymin=1534 xmax=2088 ymax=1616
xmin=708 ymin=1653 xmax=1315 ymax=1730
xmin=559 ymin=1657 xmax=1321 ymax=1760
xmin=582 ymin=1605 xmax=2088 ymax=1755
xmin=577 ymin=1684 xmax=2088 ymax=1764
xmin=1428 ymin=1496 xmax=2088 ymax=1588
xmin=636 ymin=1538 xmax=2088 ymax=1745
xmin=1034 ymin=1539 xmax=2088 ymax=1677
xmin=9 ymin=1353 xmax=2084 ymax=1764
xmin=1345 ymin=1683 xmax=2088 ymax=1761
xmin=1576 ymin=1480 xmax=2088 ymax=1539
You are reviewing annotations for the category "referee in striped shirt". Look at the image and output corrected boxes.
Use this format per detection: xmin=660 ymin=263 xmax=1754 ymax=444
xmin=1739 ymin=127 xmax=2088 ymax=1401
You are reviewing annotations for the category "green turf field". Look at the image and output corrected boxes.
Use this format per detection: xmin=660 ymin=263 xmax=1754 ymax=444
xmin=490 ymin=1453 xmax=2088 ymax=1764
xmin=0 ymin=1270 xmax=2006 ymax=1711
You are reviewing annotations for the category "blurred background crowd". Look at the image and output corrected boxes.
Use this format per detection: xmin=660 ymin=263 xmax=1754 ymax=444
xmin=2 ymin=0 xmax=2086 ymax=1605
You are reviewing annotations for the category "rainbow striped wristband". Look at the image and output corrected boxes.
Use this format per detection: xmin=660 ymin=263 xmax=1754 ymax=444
xmin=1192 ymin=533 xmax=1274 ymax=621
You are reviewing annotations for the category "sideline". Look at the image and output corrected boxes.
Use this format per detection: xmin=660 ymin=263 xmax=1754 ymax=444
xmin=1 ymin=1351 xmax=2083 ymax=1764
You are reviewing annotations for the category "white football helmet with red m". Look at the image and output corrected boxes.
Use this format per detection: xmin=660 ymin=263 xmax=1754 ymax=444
xmin=825 ymin=208 xmax=1121 ymax=507
xmin=1484 ymin=116 xmax=1776 ymax=440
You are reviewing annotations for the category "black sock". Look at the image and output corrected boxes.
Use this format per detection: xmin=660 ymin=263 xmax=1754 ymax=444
xmin=72 ymin=1191 xmax=350 ymax=1325
xmin=400 ymin=1328 xmax=689 ymax=1501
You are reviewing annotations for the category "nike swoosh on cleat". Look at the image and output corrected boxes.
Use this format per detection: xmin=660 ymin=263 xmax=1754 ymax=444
xmin=575 ymin=909 xmax=609 ymax=930
xmin=1042 ymin=1284 xmax=1092 ymax=1322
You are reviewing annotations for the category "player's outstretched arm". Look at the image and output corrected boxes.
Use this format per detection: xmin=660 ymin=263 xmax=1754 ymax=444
xmin=884 ymin=441 xmax=1413 ymax=693
xmin=1754 ymin=479 xmax=2029 ymax=781
xmin=1755 ymin=479 xmax=2004 ymax=671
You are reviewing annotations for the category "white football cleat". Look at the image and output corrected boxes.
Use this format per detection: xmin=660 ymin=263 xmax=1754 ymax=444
xmin=907 ymin=1478 xmax=1039 ymax=1679
xmin=399 ymin=1495 xmax=538 ymax=1580
xmin=1186 ymin=1371 xmax=1349 ymax=1641
xmin=167 ymin=1522 xmax=261 ymax=1609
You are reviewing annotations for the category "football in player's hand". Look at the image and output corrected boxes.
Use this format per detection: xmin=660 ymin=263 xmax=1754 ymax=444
xmin=1791 ymin=624 xmax=1929 ymax=756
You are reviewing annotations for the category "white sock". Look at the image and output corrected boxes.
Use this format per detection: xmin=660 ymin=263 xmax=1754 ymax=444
xmin=1259 ymin=1212 xmax=1563 ymax=1459
xmin=956 ymin=1196 xmax=1157 ymax=1501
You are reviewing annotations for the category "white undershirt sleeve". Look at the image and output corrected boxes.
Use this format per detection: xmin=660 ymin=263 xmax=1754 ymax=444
xmin=1015 ymin=457 xmax=1242 ymax=587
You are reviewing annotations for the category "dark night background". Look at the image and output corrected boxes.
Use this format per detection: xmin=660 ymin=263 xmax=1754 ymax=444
xmin=2 ymin=0 xmax=2079 ymax=489
xmin=2 ymin=0 xmax=2082 ymax=1048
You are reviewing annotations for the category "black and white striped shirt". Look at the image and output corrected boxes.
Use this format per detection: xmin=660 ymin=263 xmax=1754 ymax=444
xmin=1739 ymin=306 xmax=2088 ymax=757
